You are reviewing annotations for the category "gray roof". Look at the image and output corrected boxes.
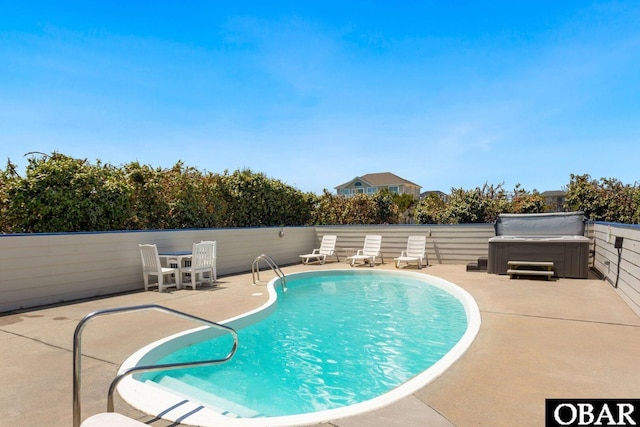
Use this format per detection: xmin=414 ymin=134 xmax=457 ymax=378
xmin=335 ymin=172 xmax=420 ymax=189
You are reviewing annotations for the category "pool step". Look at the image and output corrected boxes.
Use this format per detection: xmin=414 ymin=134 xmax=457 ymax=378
xmin=150 ymin=375 xmax=263 ymax=418
xmin=81 ymin=413 xmax=147 ymax=426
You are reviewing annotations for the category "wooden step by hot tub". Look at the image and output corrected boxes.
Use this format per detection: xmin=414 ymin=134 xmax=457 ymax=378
xmin=507 ymin=260 xmax=554 ymax=280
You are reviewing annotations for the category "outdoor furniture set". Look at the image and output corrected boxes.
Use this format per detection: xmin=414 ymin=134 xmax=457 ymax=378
xmin=138 ymin=241 xmax=217 ymax=292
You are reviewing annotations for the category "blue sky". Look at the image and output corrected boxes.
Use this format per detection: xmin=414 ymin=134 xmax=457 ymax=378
xmin=1 ymin=1 xmax=639 ymax=195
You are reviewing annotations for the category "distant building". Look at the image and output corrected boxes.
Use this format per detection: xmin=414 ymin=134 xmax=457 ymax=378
xmin=541 ymin=190 xmax=566 ymax=212
xmin=420 ymin=190 xmax=449 ymax=203
xmin=335 ymin=172 xmax=421 ymax=199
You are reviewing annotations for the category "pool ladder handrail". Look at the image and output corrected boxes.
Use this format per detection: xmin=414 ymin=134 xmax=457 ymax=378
xmin=72 ymin=304 xmax=238 ymax=427
xmin=252 ymin=253 xmax=287 ymax=292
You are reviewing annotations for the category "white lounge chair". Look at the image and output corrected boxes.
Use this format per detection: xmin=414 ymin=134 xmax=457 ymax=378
xmin=299 ymin=235 xmax=339 ymax=264
xmin=395 ymin=235 xmax=427 ymax=269
xmin=181 ymin=241 xmax=216 ymax=290
xmin=347 ymin=235 xmax=384 ymax=267
xmin=139 ymin=244 xmax=180 ymax=292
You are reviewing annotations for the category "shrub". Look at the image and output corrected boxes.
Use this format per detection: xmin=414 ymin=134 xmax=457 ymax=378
xmin=2 ymin=153 xmax=130 ymax=232
xmin=564 ymin=174 xmax=640 ymax=223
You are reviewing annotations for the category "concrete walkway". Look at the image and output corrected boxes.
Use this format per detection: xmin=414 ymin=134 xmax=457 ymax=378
xmin=2 ymin=263 xmax=639 ymax=427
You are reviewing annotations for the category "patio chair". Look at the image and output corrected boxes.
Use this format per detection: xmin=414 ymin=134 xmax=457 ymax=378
xmin=347 ymin=235 xmax=384 ymax=267
xmin=299 ymin=235 xmax=339 ymax=264
xmin=200 ymin=240 xmax=217 ymax=283
xmin=138 ymin=244 xmax=180 ymax=292
xmin=394 ymin=235 xmax=428 ymax=269
xmin=181 ymin=241 xmax=216 ymax=290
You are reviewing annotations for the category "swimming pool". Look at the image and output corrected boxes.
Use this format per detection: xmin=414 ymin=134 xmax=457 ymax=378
xmin=118 ymin=269 xmax=481 ymax=426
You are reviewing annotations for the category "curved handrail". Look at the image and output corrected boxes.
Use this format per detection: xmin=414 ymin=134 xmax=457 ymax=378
xmin=73 ymin=304 xmax=238 ymax=427
xmin=252 ymin=254 xmax=287 ymax=292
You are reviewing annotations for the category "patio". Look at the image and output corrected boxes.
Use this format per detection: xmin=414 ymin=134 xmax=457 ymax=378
xmin=1 ymin=262 xmax=639 ymax=427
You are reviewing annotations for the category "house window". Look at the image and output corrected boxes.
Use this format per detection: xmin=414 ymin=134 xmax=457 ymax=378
xmin=389 ymin=186 xmax=399 ymax=194
xmin=367 ymin=187 xmax=377 ymax=194
xmin=341 ymin=188 xmax=351 ymax=195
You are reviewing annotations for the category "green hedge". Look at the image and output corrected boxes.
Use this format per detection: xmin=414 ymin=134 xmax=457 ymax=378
xmin=1 ymin=154 xmax=637 ymax=233
xmin=0 ymin=153 xmax=399 ymax=232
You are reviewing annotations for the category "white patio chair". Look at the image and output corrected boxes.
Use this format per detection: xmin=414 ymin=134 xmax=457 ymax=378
xmin=138 ymin=244 xmax=180 ymax=292
xmin=181 ymin=241 xmax=216 ymax=290
xmin=394 ymin=235 xmax=428 ymax=269
xmin=299 ymin=235 xmax=340 ymax=264
xmin=200 ymin=240 xmax=217 ymax=282
xmin=347 ymin=235 xmax=384 ymax=267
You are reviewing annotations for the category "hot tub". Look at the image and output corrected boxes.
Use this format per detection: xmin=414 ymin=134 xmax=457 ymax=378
xmin=487 ymin=212 xmax=590 ymax=279
xmin=487 ymin=235 xmax=590 ymax=278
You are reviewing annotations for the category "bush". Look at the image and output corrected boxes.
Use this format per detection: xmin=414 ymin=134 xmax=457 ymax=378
xmin=313 ymin=190 xmax=400 ymax=225
xmin=413 ymin=193 xmax=448 ymax=224
xmin=2 ymin=152 xmax=638 ymax=232
xmin=564 ymin=174 xmax=640 ymax=223
xmin=0 ymin=154 xmax=315 ymax=232
xmin=215 ymin=169 xmax=315 ymax=227
xmin=414 ymin=183 xmax=545 ymax=224
xmin=1 ymin=153 xmax=130 ymax=232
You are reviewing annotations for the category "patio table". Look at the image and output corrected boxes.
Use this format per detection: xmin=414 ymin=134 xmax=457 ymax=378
xmin=159 ymin=250 xmax=192 ymax=289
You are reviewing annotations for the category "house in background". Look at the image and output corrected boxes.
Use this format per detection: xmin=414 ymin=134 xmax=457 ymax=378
xmin=420 ymin=190 xmax=449 ymax=203
xmin=335 ymin=172 xmax=421 ymax=199
xmin=541 ymin=190 xmax=566 ymax=212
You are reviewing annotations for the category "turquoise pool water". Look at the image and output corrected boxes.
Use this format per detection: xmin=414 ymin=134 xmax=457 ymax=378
xmin=142 ymin=270 xmax=469 ymax=418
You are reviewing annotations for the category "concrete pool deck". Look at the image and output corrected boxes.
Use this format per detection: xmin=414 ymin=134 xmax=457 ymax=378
xmin=2 ymin=263 xmax=639 ymax=427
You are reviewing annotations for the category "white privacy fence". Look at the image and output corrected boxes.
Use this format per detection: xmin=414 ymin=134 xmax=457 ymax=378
xmin=589 ymin=222 xmax=640 ymax=315
xmin=0 ymin=227 xmax=315 ymax=312
xmin=1 ymin=222 xmax=638 ymax=315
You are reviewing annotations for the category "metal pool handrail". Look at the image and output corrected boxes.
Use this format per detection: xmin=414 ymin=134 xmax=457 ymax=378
xmin=252 ymin=253 xmax=287 ymax=292
xmin=72 ymin=304 xmax=238 ymax=427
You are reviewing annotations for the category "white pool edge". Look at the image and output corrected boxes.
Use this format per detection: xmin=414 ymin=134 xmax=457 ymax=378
xmin=117 ymin=269 xmax=481 ymax=427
